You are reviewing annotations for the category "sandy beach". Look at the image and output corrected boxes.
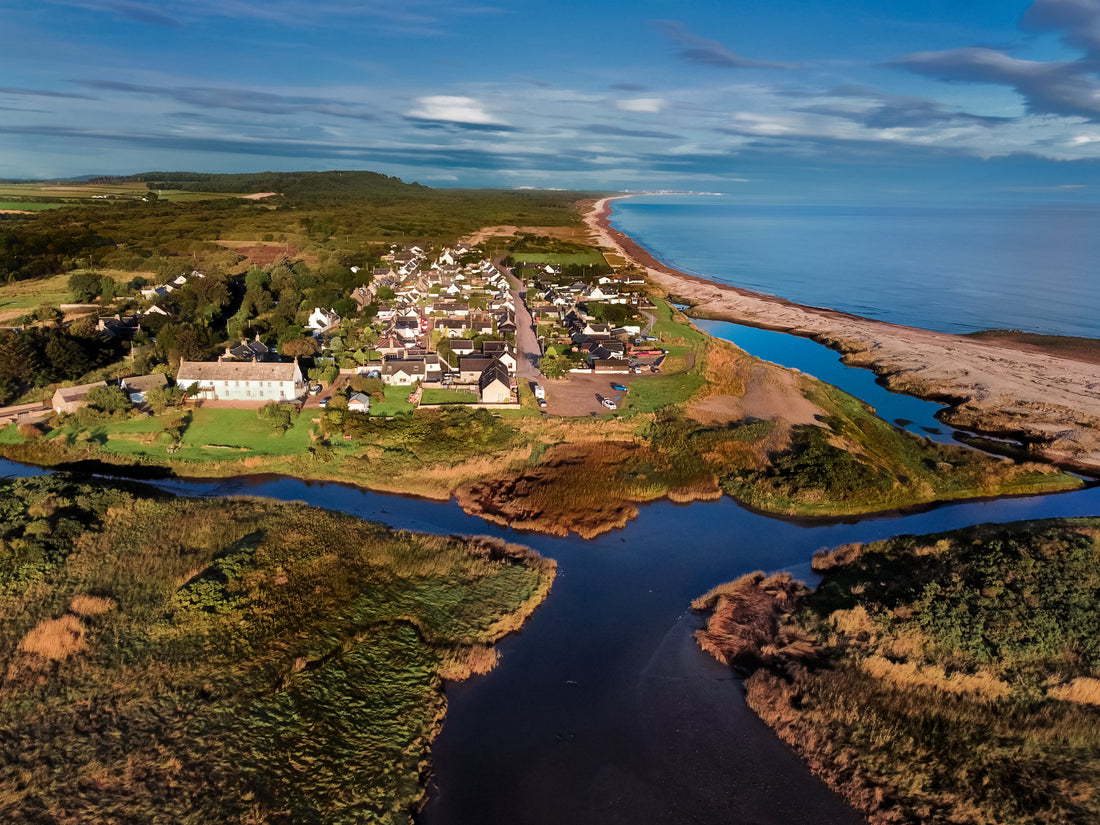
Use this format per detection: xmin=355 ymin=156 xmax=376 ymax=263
xmin=584 ymin=197 xmax=1100 ymax=474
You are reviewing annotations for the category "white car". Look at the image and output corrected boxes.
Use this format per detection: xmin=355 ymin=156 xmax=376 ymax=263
xmin=601 ymin=397 xmax=617 ymax=410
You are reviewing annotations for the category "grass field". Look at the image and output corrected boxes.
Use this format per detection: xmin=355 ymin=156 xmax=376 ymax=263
xmin=369 ymin=385 xmax=419 ymax=416
xmin=68 ymin=407 xmax=319 ymax=462
xmin=0 ymin=474 xmax=555 ymax=824
xmin=0 ymin=182 xmax=243 ymax=206
xmin=0 ymin=201 xmax=64 ymax=210
xmin=0 ymin=269 xmax=153 ymax=316
xmin=511 ymin=251 xmax=607 ymax=267
xmin=421 ymin=388 xmax=478 ymax=405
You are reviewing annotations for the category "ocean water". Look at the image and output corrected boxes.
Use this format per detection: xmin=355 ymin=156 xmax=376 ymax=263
xmin=609 ymin=196 xmax=1100 ymax=338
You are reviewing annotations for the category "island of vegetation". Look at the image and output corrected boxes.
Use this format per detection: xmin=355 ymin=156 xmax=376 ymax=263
xmin=0 ymin=172 xmax=1083 ymax=538
xmin=0 ymin=473 xmax=554 ymax=823
xmin=692 ymin=517 xmax=1100 ymax=825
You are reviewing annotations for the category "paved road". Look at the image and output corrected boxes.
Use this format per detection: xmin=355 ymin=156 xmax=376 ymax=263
xmin=499 ymin=259 xmax=542 ymax=382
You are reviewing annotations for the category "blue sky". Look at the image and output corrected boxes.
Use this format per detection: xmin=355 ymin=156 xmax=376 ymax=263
xmin=2 ymin=0 xmax=1100 ymax=198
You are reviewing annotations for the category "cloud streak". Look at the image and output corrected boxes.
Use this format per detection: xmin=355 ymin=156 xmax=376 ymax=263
xmin=892 ymin=0 xmax=1100 ymax=122
xmin=77 ymin=79 xmax=378 ymax=120
xmin=654 ymin=20 xmax=798 ymax=70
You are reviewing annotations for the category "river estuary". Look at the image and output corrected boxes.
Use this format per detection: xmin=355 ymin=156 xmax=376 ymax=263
xmin=4 ymin=324 xmax=1098 ymax=824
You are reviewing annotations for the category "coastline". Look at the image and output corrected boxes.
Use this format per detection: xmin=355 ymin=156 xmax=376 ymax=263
xmin=584 ymin=196 xmax=1100 ymax=474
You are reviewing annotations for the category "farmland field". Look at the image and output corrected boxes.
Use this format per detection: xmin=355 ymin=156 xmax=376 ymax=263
xmin=0 ymin=182 xmax=244 ymax=205
xmin=509 ymin=251 xmax=607 ymax=267
xmin=0 ymin=201 xmax=64 ymax=211
xmin=0 ymin=269 xmax=147 ymax=317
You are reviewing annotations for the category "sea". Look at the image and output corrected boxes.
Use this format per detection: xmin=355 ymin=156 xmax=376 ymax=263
xmin=608 ymin=195 xmax=1100 ymax=339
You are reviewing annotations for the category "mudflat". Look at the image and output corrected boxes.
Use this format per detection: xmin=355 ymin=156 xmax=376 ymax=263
xmin=584 ymin=197 xmax=1100 ymax=473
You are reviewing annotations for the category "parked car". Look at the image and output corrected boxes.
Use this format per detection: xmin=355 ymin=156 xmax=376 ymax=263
xmin=610 ymin=382 xmax=627 ymax=392
xmin=308 ymin=384 xmax=323 ymax=396
xmin=319 ymin=397 xmax=331 ymax=409
xmin=601 ymin=397 xmax=617 ymax=410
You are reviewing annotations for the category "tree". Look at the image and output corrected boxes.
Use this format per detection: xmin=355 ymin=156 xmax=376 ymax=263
xmin=85 ymin=385 xmax=131 ymax=416
xmin=281 ymin=337 xmax=320 ymax=359
xmin=257 ymin=401 xmax=296 ymax=434
xmin=538 ymin=354 xmax=575 ymax=379
xmin=144 ymin=386 xmax=187 ymax=414
xmin=0 ymin=331 xmax=35 ymax=383
xmin=68 ymin=271 xmax=104 ymax=303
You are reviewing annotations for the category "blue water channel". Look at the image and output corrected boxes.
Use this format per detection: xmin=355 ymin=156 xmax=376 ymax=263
xmin=696 ymin=317 xmax=955 ymax=442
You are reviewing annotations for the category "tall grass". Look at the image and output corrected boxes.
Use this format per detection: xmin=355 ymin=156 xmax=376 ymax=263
xmin=0 ymin=475 xmax=555 ymax=824
xmin=695 ymin=518 xmax=1100 ymax=825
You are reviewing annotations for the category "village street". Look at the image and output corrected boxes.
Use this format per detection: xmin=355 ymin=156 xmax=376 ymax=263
xmin=500 ymin=261 xmax=541 ymax=382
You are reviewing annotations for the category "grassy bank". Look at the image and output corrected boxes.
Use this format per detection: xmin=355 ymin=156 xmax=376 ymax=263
xmin=693 ymin=518 xmax=1100 ymax=825
xmin=0 ymin=474 xmax=555 ymax=824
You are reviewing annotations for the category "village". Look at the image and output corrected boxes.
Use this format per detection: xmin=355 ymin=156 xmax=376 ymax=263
xmin=2 ymin=241 xmax=669 ymax=427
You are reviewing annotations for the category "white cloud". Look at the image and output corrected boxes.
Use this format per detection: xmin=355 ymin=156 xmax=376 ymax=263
xmin=615 ymin=98 xmax=666 ymax=113
xmin=407 ymin=95 xmax=507 ymax=124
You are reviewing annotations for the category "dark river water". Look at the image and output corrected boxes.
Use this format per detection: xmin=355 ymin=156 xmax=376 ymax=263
xmin=4 ymin=327 xmax=1098 ymax=824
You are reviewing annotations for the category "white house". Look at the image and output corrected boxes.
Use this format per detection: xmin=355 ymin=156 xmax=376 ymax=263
xmin=307 ymin=307 xmax=341 ymax=336
xmin=176 ymin=360 xmax=305 ymax=402
xmin=478 ymin=360 xmax=512 ymax=403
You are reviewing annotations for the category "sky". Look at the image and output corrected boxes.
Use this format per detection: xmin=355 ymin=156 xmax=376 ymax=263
xmin=3 ymin=0 xmax=1100 ymax=199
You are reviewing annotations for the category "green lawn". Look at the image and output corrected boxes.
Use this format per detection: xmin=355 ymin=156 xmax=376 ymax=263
xmin=368 ymin=386 xmax=418 ymax=416
xmin=91 ymin=407 xmax=315 ymax=461
xmin=420 ymin=388 xmax=478 ymax=405
xmin=619 ymin=372 xmax=708 ymax=415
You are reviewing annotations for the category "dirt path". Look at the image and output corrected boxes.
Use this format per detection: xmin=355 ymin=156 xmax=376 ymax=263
xmin=584 ymin=197 xmax=1100 ymax=473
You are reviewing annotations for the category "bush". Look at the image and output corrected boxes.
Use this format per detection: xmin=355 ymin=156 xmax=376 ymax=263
xmin=349 ymin=375 xmax=384 ymax=395
xmin=257 ymin=401 xmax=297 ymax=434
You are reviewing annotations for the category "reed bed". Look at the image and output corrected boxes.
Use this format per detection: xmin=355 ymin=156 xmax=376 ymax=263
xmin=0 ymin=475 xmax=555 ymax=824
xmin=694 ymin=518 xmax=1100 ymax=825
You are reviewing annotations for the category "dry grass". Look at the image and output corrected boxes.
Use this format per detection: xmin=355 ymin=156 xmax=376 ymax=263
xmin=860 ymin=656 xmax=1012 ymax=700
xmin=69 ymin=596 xmax=115 ymax=617
xmin=437 ymin=645 xmax=499 ymax=681
xmin=692 ymin=572 xmax=811 ymax=669
xmin=1050 ymin=677 xmax=1100 ymax=706
xmin=19 ymin=615 xmax=86 ymax=659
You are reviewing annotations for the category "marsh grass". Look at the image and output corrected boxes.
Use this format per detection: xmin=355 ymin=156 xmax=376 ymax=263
xmin=695 ymin=518 xmax=1100 ymax=825
xmin=0 ymin=475 xmax=555 ymax=824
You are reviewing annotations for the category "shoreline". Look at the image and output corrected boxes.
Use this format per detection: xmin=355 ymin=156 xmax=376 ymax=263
xmin=585 ymin=197 xmax=1100 ymax=474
